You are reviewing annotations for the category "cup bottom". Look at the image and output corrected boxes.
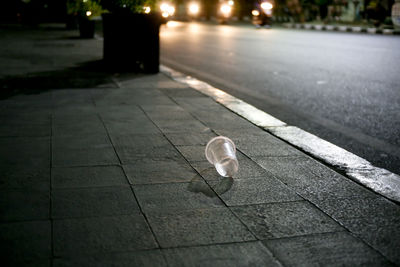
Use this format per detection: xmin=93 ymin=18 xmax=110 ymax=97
xmin=215 ymin=158 xmax=238 ymax=177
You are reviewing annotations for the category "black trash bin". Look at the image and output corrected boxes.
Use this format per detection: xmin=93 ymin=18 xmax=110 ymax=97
xmin=102 ymin=12 xmax=162 ymax=73
xmin=78 ymin=17 xmax=95 ymax=38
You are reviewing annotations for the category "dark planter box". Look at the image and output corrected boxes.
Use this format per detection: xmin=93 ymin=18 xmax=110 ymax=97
xmin=102 ymin=13 xmax=162 ymax=73
xmin=66 ymin=15 xmax=78 ymax=30
xmin=78 ymin=17 xmax=95 ymax=38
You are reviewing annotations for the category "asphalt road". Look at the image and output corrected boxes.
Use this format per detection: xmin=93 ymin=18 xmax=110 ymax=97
xmin=160 ymin=21 xmax=400 ymax=175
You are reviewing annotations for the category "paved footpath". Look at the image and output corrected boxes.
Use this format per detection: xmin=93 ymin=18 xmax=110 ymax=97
xmin=0 ymin=24 xmax=399 ymax=266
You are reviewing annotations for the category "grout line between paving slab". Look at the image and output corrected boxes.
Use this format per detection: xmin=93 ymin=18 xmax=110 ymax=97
xmin=160 ymin=65 xmax=400 ymax=204
xmin=50 ymin=97 xmax=55 ymax=265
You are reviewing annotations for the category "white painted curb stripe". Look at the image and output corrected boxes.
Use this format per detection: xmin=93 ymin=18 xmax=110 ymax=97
xmin=161 ymin=65 xmax=400 ymax=203
xmin=282 ymin=23 xmax=397 ymax=35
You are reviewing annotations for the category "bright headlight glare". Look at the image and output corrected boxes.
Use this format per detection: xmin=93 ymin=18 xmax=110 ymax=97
xmin=220 ymin=4 xmax=231 ymax=15
xmin=167 ymin=5 xmax=175 ymax=15
xmin=189 ymin=3 xmax=200 ymax=14
xmin=251 ymin=10 xmax=260 ymax=16
xmin=143 ymin=6 xmax=151 ymax=14
xmin=261 ymin=2 xmax=273 ymax=10
xmin=160 ymin=3 xmax=169 ymax=11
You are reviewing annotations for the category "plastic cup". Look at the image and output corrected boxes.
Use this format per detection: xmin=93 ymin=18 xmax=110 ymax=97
xmin=205 ymin=136 xmax=239 ymax=177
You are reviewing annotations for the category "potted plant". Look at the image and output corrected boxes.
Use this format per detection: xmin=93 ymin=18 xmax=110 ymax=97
xmin=101 ymin=0 xmax=163 ymax=73
xmin=66 ymin=0 xmax=79 ymax=29
xmin=67 ymin=0 xmax=104 ymax=38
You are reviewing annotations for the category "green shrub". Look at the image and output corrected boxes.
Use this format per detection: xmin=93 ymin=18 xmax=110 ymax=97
xmin=67 ymin=0 xmax=104 ymax=18
xmin=101 ymin=0 xmax=157 ymax=13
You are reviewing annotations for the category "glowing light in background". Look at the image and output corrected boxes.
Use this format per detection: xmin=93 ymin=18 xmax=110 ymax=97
xmin=160 ymin=3 xmax=169 ymax=11
xmin=143 ymin=6 xmax=151 ymax=14
xmin=220 ymin=4 xmax=232 ymax=17
xmin=160 ymin=2 xmax=175 ymax=17
xmin=251 ymin=10 xmax=260 ymax=16
xmin=86 ymin=11 xmax=92 ymax=16
xmin=188 ymin=3 xmax=200 ymax=15
xmin=261 ymin=2 xmax=273 ymax=10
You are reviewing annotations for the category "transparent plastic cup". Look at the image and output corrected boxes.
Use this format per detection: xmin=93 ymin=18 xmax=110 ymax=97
xmin=205 ymin=136 xmax=239 ymax=177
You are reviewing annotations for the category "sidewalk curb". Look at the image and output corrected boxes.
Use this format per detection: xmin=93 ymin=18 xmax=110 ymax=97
xmin=283 ymin=23 xmax=400 ymax=35
xmin=161 ymin=65 xmax=400 ymax=203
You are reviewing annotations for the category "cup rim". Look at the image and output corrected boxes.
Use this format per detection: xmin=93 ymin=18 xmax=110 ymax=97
xmin=205 ymin=136 xmax=236 ymax=164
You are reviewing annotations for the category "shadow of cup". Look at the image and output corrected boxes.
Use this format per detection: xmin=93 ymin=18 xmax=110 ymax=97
xmin=188 ymin=167 xmax=234 ymax=197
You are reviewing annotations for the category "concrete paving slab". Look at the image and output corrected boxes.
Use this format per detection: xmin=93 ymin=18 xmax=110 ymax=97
xmin=53 ymin=250 xmax=167 ymax=267
xmin=232 ymin=201 xmax=343 ymax=239
xmin=0 ymin=92 xmax=53 ymax=109
xmin=237 ymin=141 xmax=304 ymax=158
xmin=114 ymin=87 xmax=168 ymax=98
xmin=116 ymin=74 xmax=168 ymax=88
xmin=254 ymin=156 xmax=377 ymax=202
xmin=0 ymin=110 xmax=51 ymax=126
xmin=0 ymin=190 xmax=49 ymax=222
xmin=52 ymin=134 xmax=118 ymax=167
xmin=52 ymin=115 xmax=107 ymax=137
xmin=175 ymin=145 xmax=207 ymax=163
xmin=111 ymin=133 xmax=182 ymax=163
xmin=52 ymin=113 xmax=100 ymax=125
xmin=141 ymin=104 xmax=193 ymax=120
xmin=0 ymin=165 xmax=49 ymax=191
xmin=216 ymin=129 xmax=285 ymax=146
xmin=0 ymin=136 xmax=50 ymax=166
xmin=133 ymin=182 xmax=224 ymax=214
xmin=51 ymin=91 xmax=94 ymax=107
xmin=147 ymin=208 xmax=256 ymax=248
xmin=52 ymin=105 xmax=98 ymax=117
xmin=53 ymin=214 xmax=158 ymax=256
xmin=0 ymin=122 xmax=50 ymax=137
xmin=315 ymin=196 xmax=400 ymax=221
xmin=165 ymin=132 xmax=216 ymax=146
xmin=52 ymin=186 xmax=140 ymax=219
xmin=208 ymin=176 xmax=302 ymax=206
xmin=0 ymin=220 xmax=51 ymax=262
xmin=95 ymin=93 xmax=175 ymax=106
xmin=159 ymin=88 xmax=207 ymax=98
xmin=264 ymin=232 xmax=392 ymax=266
xmin=52 ymin=165 xmax=128 ymax=189
xmin=7 ymin=258 xmax=50 ymax=267
xmin=153 ymin=119 xmax=210 ymax=133
xmin=298 ymin=176 xmax=378 ymax=203
xmin=340 ymin=216 xmax=400 ymax=264
xmin=98 ymin=105 xmax=146 ymax=122
xmin=215 ymin=130 xmax=304 ymax=158
xmin=163 ymin=241 xmax=281 ymax=267
xmin=123 ymin=159 xmax=198 ymax=185
xmin=104 ymin=118 xmax=161 ymax=135
xmin=172 ymin=96 xmax=229 ymax=113
xmin=193 ymin=110 xmax=261 ymax=131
